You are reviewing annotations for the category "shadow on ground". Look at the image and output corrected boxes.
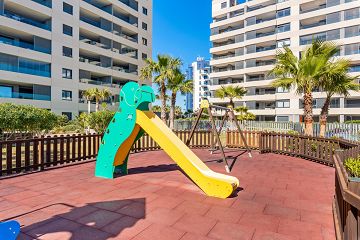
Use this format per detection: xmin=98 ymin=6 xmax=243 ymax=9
xmin=10 ymin=199 xmax=146 ymax=240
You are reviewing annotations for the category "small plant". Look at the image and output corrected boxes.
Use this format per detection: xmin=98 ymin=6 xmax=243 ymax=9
xmin=287 ymin=130 xmax=299 ymax=135
xmin=311 ymin=143 xmax=317 ymax=152
xmin=344 ymin=157 xmax=360 ymax=178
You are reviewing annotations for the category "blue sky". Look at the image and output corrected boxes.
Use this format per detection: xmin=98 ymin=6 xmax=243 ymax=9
xmin=151 ymin=0 xmax=212 ymax=109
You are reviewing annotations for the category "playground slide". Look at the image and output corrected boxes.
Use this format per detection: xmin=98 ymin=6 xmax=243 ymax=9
xmin=136 ymin=110 xmax=239 ymax=199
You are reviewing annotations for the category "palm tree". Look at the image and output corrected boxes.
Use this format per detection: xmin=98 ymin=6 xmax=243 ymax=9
xmin=234 ymin=106 xmax=256 ymax=121
xmin=269 ymin=40 xmax=338 ymax=136
xmin=140 ymin=54 xmax=182 ymax=122
xmin=98 ymin=89 xmax=112 ymax=111
xmin=152 ymin=105 xmax=162 ymax=112
xmin=318 ymin=59 xmax=359 ymax=137
xmin=167 ymin=70 xmax=193 ymax=129
xmin=214 ymin=85 xmax=247 ymax=108
xmin=82 ymin=89 xmax=95 ymax=114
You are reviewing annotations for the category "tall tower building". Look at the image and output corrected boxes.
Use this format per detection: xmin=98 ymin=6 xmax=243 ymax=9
xmin=191 ymin=57 xmax=211 ymax=111
xmin=0 ymin=0 xmax=152 ymax=120
xmin=210 ymin=0 xmax=360 ymax=122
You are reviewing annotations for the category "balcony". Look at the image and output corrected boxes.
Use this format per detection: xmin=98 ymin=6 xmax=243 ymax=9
xmin=0 ymin=61 xmax=51 ymax=78
xmin=118 ymin=0 xmax=138 ymax=11
xmin=300 ymin=20 xmax=326 ymax=30
xmin=4 ymin=92 xmax=51 ymax=101
xmin=31 ymin=0 xmax=52 ymax=8
xmin=0 ymin=36 xmax=51 ymax=54
xmin=2 ymin=10 xmax=51 ymax=31
xmin=79 ymin=78 xmax=121 ymax=88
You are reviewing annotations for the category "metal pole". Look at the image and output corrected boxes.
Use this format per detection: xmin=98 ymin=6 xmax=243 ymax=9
xmin=186 ymin=108 xmax=203 ymax=146
xmin=209 ymin=106 xmax=230 ymax=172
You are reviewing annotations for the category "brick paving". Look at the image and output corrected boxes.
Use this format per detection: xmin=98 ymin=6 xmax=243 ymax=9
xmin=0 ymin=149 xmax=335 ymax=240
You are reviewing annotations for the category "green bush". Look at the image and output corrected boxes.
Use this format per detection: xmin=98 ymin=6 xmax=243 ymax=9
xmin=287 ymin=130 xmax=299 ymax=135
xmin=0 ymin=103 xmax=60 ymax=137
xmin=88 ymin=110 xmax=115 ymax=133
xmin=344 ymin=157 xmax=360 ymax=178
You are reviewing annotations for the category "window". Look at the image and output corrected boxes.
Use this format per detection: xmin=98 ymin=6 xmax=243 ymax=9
xmin=276 ymin=8 xmax=290 ymax=18
xmin=142 ymin=22 xmax=148 ymax=30
xmin=62 ymin=90 xmax=72 ymax=101
xmin=277 ymin=39 xmax=290 ymax=48
xmin=142 ymin=37 xmax=148 ymax=46
xmin=62 ymin=68 xmax=72 ymax=79
xmin=63 ymin=2 xmax=73 ymax=15
xmin=142 ymin=53 xmax=148 ymax=59
xmin=277 ymin=87 xmax=289 ymax=93
xmin=221 ymin=2 xmax=227 ymax=8
xmin=277 ymin=116 xmax=289 ymax=122
xmin=62 ymin=112 xmax=72 ymax=120
xmin=142 ymin=7 xmax=148 ymax=15
xmin=63 ymin=24 xmax=73 ymax=36
xmin=0 ymin=85 xmax=12 ymax=98
xmin=62 ymin=46 xmax=72 ymax=58
xmin=276 ymin=100 xmax=290 ymax=108
xmin=276 ymin=23 xmax=290 ymax=33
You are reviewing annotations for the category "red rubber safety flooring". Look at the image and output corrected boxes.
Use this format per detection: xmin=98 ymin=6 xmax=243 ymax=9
xmin=0 ymin=149 xmax=335 ymax=240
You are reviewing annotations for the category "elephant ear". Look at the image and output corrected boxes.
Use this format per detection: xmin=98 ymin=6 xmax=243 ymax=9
xmin=0 ymin=220 xmax=21 ymax=240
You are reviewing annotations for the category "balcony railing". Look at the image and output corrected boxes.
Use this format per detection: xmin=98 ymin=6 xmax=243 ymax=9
xmin=0 ymin=63 xmax=50 ymax=77
xmin=0 ymin=36 xmax=51 ymax=54
xmin=80 ymin=78 xmax=121 ymax=88
xmin=2 ymin=11 xmax=51 ymax=31
xmin=31 ymin=0 xmax=52 ymax=8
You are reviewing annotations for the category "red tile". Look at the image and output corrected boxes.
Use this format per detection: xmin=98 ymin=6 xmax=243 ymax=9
xmin=205 ymin=206 xmax=243 ymax=223
xmin=278 ymin=219 xmax=322 ymax=239
xmin=173 ymin=213 xmax=217 ymax=236
xmin=132 ymin=223 xmax=185 ymax=240
xmin=300 ymin=210 xmax=333 ymax=228
xmin=238 ymin=213 xmax=280 ymax=232
xmin=146 ymin=208 xmax=185 ymax=226
xmin=175 ymin=200 xmax=211 ymax=215
xmin=116 ymin=202 xmax=146 ymax=219
xmin=252 ymin=231 xmax=300 ymax=240
xmin=231 ymin=199 xmax=266 ymax=214
xmin=263 ymin=205 xmax=300 ymax=221
xmin=76 ymin=209 xmax=123 ymax=228
xmin=102 ymin=216 xmax=151 ymax=238
xmin=180 ymin=232 xmax=215 ymax=240
xmin=208 ymin=222 xmax=255 ymax=240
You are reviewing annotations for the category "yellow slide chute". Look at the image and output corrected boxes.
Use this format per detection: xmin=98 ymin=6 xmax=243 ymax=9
xmin=136 ymin=110 xmax=239 ymax=199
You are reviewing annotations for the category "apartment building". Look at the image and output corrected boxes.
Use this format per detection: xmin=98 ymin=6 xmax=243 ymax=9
xmin=185 ymin=63 xmax=194 ymax=112
xmin=0 ymin=0 xmax=152 ymax=120
xmin=189 ymin=57 xmax=211 ymax=111
xmin=210 ymin=0 xmax=360 ymax=122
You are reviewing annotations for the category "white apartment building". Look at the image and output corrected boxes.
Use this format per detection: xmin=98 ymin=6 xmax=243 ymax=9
xmin=210 ymin=0 xmax=360 ymax=122
xmin=190 ymin=57 xmax=211 ymax=111
xmin=0 ymin=0 xmax=152 ymax=120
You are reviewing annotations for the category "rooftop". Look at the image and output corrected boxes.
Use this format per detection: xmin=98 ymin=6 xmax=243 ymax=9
xmin=0 ymin=149 xmax=335 ymax=240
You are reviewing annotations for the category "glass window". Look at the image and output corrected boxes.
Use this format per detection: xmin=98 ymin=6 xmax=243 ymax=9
xmin=142 ymin=7 xmax=148 ymax=15
xmin=276 ymin=8 xmax=290 ymax=18
xmin=142 ymin=53 xmax=148 ymax=59
xmin=277 ymin=39 xmax=290 ymax=48
xmin=62 ymin=46 xmax=72 ymax=58
xmin=277 ymin=116 xmax=289 ymax=122
xmin=142 ymin=37 xmax=148 ymax=46
xmin=276 ymin=23 xmax=290 ymax=33
xmin=142 ymin=22 xmax=147 ymax=30
xmin=345 ymin=8 xmax=359 ymax=20
xmin=62 ymin=90 xmax=72 ymax=101
xmin=221 ymin=2 xmax=227 ymax=8
xmin=62 ymin=68 xmax=72 ymax=79
xmin=345 ymin=25 xmax=360 ymax=38
xmin=0 ymin=85 xmax=12 ymax=98
xmin=63 ymin=2 xmax=73 ymax=15
xmin=63 ymin=24 xmax=73 ymax=36
xmin=276 ymin=100 xmax=290 ymax=108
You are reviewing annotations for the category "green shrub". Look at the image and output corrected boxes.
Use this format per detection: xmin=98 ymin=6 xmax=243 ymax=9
xmin=344 ymin=157 xmax=360 ymax=178
xmin=88 ymin=110 xmax=115 ymax=133
xmin=287 ymin=130 xmax=299 ymax=135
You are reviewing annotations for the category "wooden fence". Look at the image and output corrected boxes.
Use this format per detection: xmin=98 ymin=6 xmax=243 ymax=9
xmin=226 ymin=131 xmax=358 ymax=165
xmin=0 ymin=130 xmax=211 ymax=177
xmin=333 ymin=145 xmax=360 ymax=240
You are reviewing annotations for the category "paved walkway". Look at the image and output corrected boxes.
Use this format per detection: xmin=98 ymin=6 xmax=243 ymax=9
xmin=0 ymin=149 xmax=335 ymax=240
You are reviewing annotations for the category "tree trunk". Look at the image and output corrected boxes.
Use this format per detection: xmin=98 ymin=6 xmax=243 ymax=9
xmin=87 ymin=100 xmax=91 ymax=114
xmin=303 ymin=91 xmax=314 ymax=136
xmin=319 ymin=95 xmax=331 ymax=138
xmin=169 ymin=92 xmax=176 ymax=129
xmin=95 ymin=101 xmax=99 ymax=112
xmin=160 ymin=83 xmax=167 ymax=122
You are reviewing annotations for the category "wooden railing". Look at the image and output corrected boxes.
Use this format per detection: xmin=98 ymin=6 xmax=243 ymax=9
xmin=0 ymin=130 xmax=211 ymax=177
xmin=333 ymin=145 xmax=360 ymax=240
